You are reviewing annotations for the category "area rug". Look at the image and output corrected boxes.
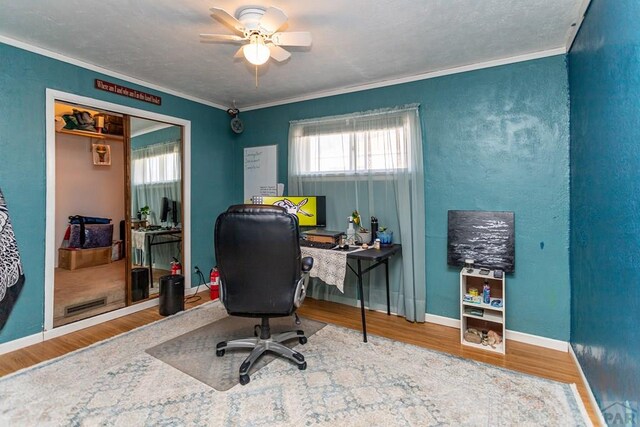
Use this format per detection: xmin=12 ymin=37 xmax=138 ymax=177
xmin=0 ymin=301 xmax=590 ymax=426
xmin=146 ymin=315 xmax=326 ymax=391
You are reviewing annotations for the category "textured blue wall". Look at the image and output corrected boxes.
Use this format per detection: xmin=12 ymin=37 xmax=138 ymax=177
xmin=237 ymin=56 xmax=571 ymax=340
xmin=569 ymin=0 xmax=640 ymax=410
xmin=0 ymin=42 xmax=236 ymax=344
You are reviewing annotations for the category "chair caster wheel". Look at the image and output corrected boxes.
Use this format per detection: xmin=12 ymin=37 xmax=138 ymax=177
xmin=298 ymin=361 xmax=307 ymax=370
xmin=216 ymin=349 xmax=225 ymax=357
xmin=298 ymin=336 xmax=307 ymax=345
xmin=254 ymin=325 xmax=261 ymax=337
xmin=239 ymin=374 xmax=250 ymax=385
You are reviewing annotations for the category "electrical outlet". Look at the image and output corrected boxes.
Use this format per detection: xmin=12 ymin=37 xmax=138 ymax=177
xmin=194 ymin=265 xmax=200 ymax=273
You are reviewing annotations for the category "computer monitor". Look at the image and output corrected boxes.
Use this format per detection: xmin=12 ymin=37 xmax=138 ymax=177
xmin=252 ymin=196 xmax=326 ymax=227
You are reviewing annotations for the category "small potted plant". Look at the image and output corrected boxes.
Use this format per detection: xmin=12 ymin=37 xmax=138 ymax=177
xmin=352 ymin=210 xmax=371 ymax=244
xmin=377 ymin=226 xmax=393 ymax=245
xmin=138 ymin=206 xmax=150 ymax=221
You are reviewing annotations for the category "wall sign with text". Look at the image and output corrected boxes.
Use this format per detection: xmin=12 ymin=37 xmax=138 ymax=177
xmin=95 ymin=79 xmax=162 ymax=105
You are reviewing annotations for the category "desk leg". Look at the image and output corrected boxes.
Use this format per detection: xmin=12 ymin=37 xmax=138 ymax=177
xmin=385 ymin=259 xmax=390 ymax=316
xmin=357 ymin=259 xmax=367 ymax=343
xmin=147 ymin=237 xmax=153 ymax=290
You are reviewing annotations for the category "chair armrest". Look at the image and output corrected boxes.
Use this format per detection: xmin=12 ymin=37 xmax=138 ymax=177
xmin=302 ymin=256 xmax=314 ymax=272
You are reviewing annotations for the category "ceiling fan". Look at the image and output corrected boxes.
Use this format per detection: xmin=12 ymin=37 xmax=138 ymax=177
xmin=200 ymin=6 xmax=312 ymax=66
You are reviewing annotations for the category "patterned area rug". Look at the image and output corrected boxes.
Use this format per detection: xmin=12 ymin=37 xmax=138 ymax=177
xmin=147 ymin=315 xmax=326 ymax=391
xmin=0 ymin=301 xmax=590 ymax=426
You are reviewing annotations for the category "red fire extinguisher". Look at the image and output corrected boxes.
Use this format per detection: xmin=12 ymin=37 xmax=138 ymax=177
xmin=170 ymin=258 xmax=182 ymax=275
xmin=210 ymin=267 xmax=220 ymax=300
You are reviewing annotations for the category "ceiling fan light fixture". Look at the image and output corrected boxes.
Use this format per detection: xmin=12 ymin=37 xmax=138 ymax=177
xmin=243 ymin=34 xmax=270 ymax=65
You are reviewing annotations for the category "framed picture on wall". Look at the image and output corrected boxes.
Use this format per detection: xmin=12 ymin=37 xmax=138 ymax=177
xmin=92 ymin=143 xmax=111 ymax=166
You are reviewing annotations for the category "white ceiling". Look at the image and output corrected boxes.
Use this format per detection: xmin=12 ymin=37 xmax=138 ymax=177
xmin=0 ymin=0 xmax=584 ymax=110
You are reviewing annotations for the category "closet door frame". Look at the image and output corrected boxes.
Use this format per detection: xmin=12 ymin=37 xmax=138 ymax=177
xmin=43 ymin=89 xmax=191 ymax=337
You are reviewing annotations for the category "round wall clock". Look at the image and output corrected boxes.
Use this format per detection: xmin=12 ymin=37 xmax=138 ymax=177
xmin=230 ymin=117 xmax=244 ymax=134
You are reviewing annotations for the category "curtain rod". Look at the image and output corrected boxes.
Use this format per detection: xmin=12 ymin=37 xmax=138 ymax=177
xmin=131 ymin=139 xmax=180 ymax=152
xmin=289 ymin=103 xmax=420 ymax=126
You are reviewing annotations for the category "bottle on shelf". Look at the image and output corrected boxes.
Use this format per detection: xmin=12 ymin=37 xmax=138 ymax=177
xmin=482 ymin=279 xmax=491 ymax=304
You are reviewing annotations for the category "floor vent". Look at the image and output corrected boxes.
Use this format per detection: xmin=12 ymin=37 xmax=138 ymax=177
xmin=64 ymin=297 xmax=107 ymax=317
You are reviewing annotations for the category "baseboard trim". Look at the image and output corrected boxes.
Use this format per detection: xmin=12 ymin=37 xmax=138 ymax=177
xmin=1 ymin=286 xmax=205 ymax=354
xmin=0 ymin=332 xmax=44 ymax=356
xmin=505 ymin=329 xmax=568 ymax=352
xmin=425 ymin=314 xmax=569 ymax=352
xmin=424 ymin=313 xmax=460 ymax=329
xmin=44 ymin=298 xmax=160 ymax=340
xmin=569 ymin=345 xmax=606 ymax=426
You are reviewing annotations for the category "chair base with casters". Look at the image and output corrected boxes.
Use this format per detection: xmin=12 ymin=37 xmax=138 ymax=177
xmin=215 ymin=316 xmax=308 ymax=385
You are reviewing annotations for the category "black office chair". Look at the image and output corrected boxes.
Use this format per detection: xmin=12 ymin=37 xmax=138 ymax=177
xmin=214 ymin=204 xmax=314 ymax=385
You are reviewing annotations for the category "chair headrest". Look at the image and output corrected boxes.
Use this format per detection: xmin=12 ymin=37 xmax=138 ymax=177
xmin=226 ymin=204 xmax=288 ymax=216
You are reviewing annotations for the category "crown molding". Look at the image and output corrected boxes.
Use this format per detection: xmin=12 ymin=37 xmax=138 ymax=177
xmin=242 ymin=47 xmax=567 ymax=111
xmin=0 ymin=34 xmax=227 ymax=111
xmin=1 ymin=34 xmax=568 ymax=114
xmin=565 ymin=0 xmax=592 ymax=51
xmin=130 ymin=123 xmax=173 ymax=138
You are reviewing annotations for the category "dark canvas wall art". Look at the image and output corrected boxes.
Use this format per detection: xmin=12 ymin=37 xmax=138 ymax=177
xmin=447 ymin=210 xmax=515 ymax=272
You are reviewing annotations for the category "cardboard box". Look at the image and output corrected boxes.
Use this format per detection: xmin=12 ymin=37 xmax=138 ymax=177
xmin=58 ymin=247 xmax=112 ymax=270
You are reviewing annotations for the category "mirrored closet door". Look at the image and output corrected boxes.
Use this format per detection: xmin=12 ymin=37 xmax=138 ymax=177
xmin=52 ymin=102 xmax=184 ymax=327
xmin=128 ymin=117 xmax=183 ymax=302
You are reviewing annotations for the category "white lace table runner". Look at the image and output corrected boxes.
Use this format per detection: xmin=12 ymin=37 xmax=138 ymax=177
xmin=131 ymin=230 xmax=146 ymax=251
xmin=300 ymin=247 xmax=363 ymax=293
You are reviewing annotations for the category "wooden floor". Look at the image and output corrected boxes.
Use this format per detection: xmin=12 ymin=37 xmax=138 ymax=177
xmin=0 ymin=294 xmax=598 ymax=424
xmin=54 ymin=260 xmax=127 ymax=327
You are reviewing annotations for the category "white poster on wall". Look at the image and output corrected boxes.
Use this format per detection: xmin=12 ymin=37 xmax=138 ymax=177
xmin=244 ymin=145 xmax=277 ymax=201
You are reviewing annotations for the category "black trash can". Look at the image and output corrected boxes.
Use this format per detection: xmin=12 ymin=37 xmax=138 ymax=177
xmin=131 ymin=267 xmax=149 ymax=302
xmin=159 ymin=274 xmax=184 ymax=316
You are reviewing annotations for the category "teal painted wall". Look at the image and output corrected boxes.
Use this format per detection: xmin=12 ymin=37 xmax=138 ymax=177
xmin=131 ymin=125 xmax=181 ymax=149
xmin=569 ymin=0 xmax=640 ymax=411
xmin=0 ymin=42 xmax=236 ymax=344
xmin=237 ymin=56 xmax=571 ymax=340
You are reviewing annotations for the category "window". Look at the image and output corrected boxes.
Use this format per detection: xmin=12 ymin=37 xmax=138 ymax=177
xmin=290 ymin=110 xmax=412 ymax=176
xmin=131 ymin=142 xmax=181 ymax=185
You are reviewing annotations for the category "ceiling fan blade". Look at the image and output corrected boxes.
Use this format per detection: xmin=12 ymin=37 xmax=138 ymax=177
xmin=259 ymin=7 xmax=288 ymax=34
xmin=267 ymin=43 xmax=291 ymax=62
xmin=200 ymin=34 xmax=245 ymax=43
xmin=234 ymin=46 xmax=245 ymax=59
xmin=210 ymin=7 xmax=244 ymax=34
xmin=271 ymin=32 xmax=312 ymax=47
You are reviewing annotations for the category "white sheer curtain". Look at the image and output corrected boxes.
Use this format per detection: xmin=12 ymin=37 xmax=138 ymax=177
xmin=131 ymin=140 xmax=181 ymax=269
xmin=288 ymin=105 xmax=426 ymax=322
xmin=131 ymin=140 xmax=181 ymax=225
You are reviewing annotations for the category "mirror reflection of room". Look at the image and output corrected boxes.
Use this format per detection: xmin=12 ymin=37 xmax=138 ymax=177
xmin=129 ymin=117 xmax=183 ymax=299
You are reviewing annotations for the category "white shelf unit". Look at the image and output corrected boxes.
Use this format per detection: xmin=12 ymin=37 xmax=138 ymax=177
xmin=459 ymin=268 xmax=506 ymax=354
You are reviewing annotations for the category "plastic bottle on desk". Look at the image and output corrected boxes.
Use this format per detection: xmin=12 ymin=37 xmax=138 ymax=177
xmin=346 ymin=217 xmax=356 ymax=244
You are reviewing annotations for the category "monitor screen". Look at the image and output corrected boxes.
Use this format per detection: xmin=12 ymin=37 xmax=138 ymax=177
xmin=252 ymin=196 xmax=326 ymax=227
xmin=447 ymin=210 xmax=515 ymax=272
